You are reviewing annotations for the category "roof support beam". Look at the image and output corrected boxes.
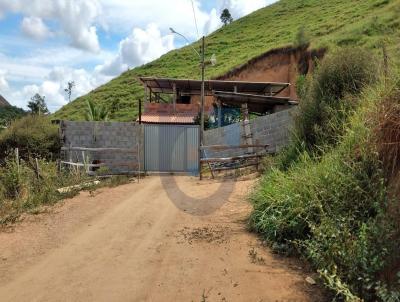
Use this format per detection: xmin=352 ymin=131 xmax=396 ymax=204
xmin=173 ymin=83 xmax=177 ymax=114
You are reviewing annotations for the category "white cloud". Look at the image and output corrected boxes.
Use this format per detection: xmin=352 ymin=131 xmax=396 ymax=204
xmin=96 ymin=23 xmax=174 ymax=76
xmin=21 ymin=16 xmax=52 ymax=40
xmin=100 ymin=0 xmax=216 ymax=38
xmin=57 ymin=0 xmax=101 ymax=52
xmin=0 ymin=45 xmax=112 ymax=85
xmin=0 ymin=43 xmax=113 ymax=110
xmin=99 ymin=0 xmax=274 ymax=38
xmin=0 ymin=69 xmax=9 ymax=91
xmin=9 ymin=66 xmax=111 ymax=111
xmin=203 ymin=8 xmax=220 ymax=35
xmin=0 ymin=0 xmax=102 ymax=52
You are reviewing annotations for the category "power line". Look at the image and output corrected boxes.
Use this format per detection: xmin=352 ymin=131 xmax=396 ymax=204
xmin=190 ymin=0 xmax=200 ymax=39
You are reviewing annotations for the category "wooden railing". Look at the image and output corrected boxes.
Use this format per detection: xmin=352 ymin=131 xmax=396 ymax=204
xmin=200 ymin=144 xmax=269 ymax=179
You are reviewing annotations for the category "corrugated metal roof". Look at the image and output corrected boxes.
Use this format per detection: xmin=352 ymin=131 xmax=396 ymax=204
xmin=140 ymin=113 xmax=197 ymax=124
xmin=139 ymin=77 xmax=290 ymax=95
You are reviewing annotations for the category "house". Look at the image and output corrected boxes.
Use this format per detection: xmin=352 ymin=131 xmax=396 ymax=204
xmin=138 ymin=46 xmax=325 ymax=126
xmin=138 ymin=77 xmax=296 ymax=126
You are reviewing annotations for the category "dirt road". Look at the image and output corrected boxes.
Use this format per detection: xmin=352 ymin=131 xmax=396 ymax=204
xmin=0 ymin=176 xmax=323 ymax=302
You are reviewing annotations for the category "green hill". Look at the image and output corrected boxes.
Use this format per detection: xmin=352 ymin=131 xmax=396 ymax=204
xmin=54 ymin=0 xmax=400 ymax=121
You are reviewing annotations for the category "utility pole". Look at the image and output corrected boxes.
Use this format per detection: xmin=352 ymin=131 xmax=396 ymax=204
xmin=200 ymin=36 xmax=205 ymax=146
xmin=169 ymin=28 xmax=210 ymax=178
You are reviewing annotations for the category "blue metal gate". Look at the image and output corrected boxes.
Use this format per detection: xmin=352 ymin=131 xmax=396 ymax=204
xmin=144 ymin=124 xmax=199 ymax=173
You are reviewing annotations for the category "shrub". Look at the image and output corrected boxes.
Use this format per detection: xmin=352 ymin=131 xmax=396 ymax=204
xmin=0 ymin=115 xmax=60 ymax=162
xmin=293 ymin=26 xmax=310 ymax=48
xmin=295 ymin=47 xmax=378 ymax=152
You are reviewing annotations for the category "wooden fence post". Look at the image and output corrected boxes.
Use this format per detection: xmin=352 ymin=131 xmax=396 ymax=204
xmin=35 ymin=158 xmax=40 ymax=180
xmin=15 ymin=148 xmax=19 ymax=175
xmin=382 ymin=43 xmax=389 ymax=87
xmin=137 ymin=142 xmax=140 ymax=183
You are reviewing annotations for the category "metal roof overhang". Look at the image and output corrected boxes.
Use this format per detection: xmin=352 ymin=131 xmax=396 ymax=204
xmin=140 ymin=113 xmax=197 ymax=124
xmin=139 ymin=77 xmax=290 ymax=95
xmin=213 ymin=91 xmax=298 ymax=112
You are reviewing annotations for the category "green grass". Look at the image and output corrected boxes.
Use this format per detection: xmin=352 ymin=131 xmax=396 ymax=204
xmin=54 ymin=0 xmax=400 ymax=121
xmin=250 ymin=48 xmax=400 ymax=300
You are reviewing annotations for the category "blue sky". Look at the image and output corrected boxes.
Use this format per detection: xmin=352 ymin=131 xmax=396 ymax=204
xmin=0 ymin=0 xmax=276 ymax=111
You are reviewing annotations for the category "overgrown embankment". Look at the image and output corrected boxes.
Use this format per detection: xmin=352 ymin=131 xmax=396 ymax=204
xmin=250 ymin=48 xmax=400 ymax=301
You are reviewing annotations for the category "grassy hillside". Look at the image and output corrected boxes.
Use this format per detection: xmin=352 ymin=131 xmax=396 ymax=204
xmin=54 ymin=0 xmax=400 ymax=121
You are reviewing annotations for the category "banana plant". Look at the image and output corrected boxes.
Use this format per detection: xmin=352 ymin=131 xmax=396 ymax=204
xmin=85 ymin=99 xmax=109 ymax=121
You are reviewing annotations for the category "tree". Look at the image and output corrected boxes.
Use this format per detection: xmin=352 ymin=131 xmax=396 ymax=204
xmin=28 ymin=93 xmax=49 ymax=115
xmin=220 ymin=8 xmax=233 ymax=26
xmin=85 ymin=99 xmax=109 ymax=121
xmin=64 ymin=81 xmax=75 ymax=103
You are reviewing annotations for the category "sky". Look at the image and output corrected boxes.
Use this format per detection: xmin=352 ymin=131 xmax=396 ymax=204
xmin=0 ymin=0 xmax=276 ymax=112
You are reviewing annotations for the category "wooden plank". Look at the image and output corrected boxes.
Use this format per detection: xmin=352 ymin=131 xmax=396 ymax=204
xmin=61 ymin=161 xmax=105 ymax=167
xmin=211 ymin=161 xmax=259 ymax=172
xmin=201 ymin=154 xmax=264 ymax=163
xmin=61 ymin=161 xmax=139 ymax=168
xmin=173 ymin=82 xmax=177 ymax=113
xmin=200 ymin=144 xmax=268 ymax=151
xmin=61 ymin=147 xmax=138 ymax=153
xmin=138 ymin=98 xmax=142 ymax=124
xmin=242 ymin=103 xmax=253 ymax=153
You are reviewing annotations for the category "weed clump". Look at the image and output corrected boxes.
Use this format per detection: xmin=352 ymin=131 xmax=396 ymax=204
xmin=0 ymin=155 xmax=89 ymax=224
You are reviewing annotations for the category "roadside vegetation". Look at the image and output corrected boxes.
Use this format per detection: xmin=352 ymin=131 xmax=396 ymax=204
xmin=250 ymin=48 xmax=400 ymax=301
xmin=0 ymin=115 xmax=60 ymax=162
xmin=0 ymin=115 xmax=131 ymax=225
xmin=0 ymin=115 xmax=80 ymax=224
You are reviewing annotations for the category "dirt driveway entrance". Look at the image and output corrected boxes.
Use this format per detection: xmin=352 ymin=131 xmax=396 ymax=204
xmin=0 ymin=176 xmax=323 ymax=302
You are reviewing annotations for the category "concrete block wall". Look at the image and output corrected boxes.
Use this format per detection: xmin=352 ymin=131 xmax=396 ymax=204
xmin=204 ymin=107 xmax=296 ymax=158
xmin=60 ymin=121 xmax=143 ymax=174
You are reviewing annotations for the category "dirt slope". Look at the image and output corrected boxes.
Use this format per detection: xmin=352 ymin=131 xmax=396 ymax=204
xmin=0 ymin=176 xmax=324 ymax=302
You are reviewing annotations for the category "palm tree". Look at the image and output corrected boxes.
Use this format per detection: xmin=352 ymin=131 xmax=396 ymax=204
xmin=85 ymin=99 xmax=109 ymax=121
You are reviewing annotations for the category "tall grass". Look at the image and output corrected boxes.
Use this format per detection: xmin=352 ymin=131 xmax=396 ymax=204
xmin=250 ymin=49 xmax=400 ymax=300
xmin=0 ymin=156 xmax=87 ymax=224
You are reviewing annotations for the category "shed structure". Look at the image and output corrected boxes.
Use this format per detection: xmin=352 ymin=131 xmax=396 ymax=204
xmin=139 ymin=77 xmax=296 ymax=126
